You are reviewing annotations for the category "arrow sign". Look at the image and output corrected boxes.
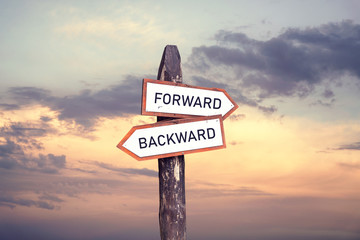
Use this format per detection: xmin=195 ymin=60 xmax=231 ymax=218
xmin=117 ymin=115 xmax=225 ymax=161
xmin=142 ymin=79 xmax=238 ymax=119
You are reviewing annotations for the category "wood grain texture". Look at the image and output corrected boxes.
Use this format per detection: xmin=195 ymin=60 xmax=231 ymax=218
xmin=157 ymin=45 xmax=186 ymax=240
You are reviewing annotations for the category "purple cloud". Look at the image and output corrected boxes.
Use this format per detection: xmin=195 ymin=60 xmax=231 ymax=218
xmin=1 ymin=75 xmax=145 ymax=129
xmin=187 ymin=20 xmax=360 ymax=101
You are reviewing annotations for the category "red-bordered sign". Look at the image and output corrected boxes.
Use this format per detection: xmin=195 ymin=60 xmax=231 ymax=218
xmin=117 ymin=115 xmax=226 ymax=161
xmin=141 ymin=79 xmax=238 ymax=120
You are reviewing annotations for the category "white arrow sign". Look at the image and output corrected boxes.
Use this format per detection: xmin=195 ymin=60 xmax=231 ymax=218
xmin=117 ymin=115 xmax=225 ymax=161
xmin=142 ymin=79 xmax=238 ymax=119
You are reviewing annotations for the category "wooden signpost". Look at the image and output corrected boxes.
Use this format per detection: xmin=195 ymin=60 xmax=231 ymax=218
xmin=117 ymin=45 xmax=238 ymax=240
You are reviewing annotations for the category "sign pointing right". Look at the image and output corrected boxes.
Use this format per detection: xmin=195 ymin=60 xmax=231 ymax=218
xmin=142 ymin=79 xmax=238 ymax=119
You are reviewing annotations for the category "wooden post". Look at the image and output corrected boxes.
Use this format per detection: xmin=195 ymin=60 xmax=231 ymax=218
xmin=157 ymin=45 xmax=186 ymax=240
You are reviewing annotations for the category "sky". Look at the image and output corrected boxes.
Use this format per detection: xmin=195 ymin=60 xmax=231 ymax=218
xmin=1 ymin=0 xmax=360 ymax=239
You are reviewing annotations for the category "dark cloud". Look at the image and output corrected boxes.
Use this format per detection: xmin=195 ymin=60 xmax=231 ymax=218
xmin=70 ymin=167 xmax=98 ymax=174
xmin=1 ymin=122 xmax=49 ymax=139
xmin=0 ymin=195 xmax=56 ymax=210
xmin=0 ymin=139 xmax=23 ymax=158
xmin=51 ymin=78 xmax=141 ymax=127
xmin=0 ymin=157 xmax=17 ymax=170
xmin=310 ymin=98 xmax=336 ymax=108
xmin=0 ymin=121 xmax=66 ymax=174
xmin=0 ymin=103 xmax=19 ymax=110
xmin=228 ymin=113 xmax=246 ymax=121
xmin=93 ymin=161 xmax=157 ymax=178
xmin=191 ymin=76 xmax=277 ymax=114
xmin=187 ymin=20 xmax=360 ymax=103
xmin=0 ymin=139 xmax=24 ymax=169
xmin=0 ymin=121 xmax=57 ymax=150
xmin=26 ymin=154 xmax=66 ymax=174
xmin=257 ymin=105 xmax=277 ymax=114
xmin=39 ymin=193 xmax=64 ymax=203
xmin=1 ymin=75 xmax=146 ymax=129
xmin=8 ymin=87 xmax=51 ymax=105
xmin=336 ymin=141 xmax=360 ymax=150
xmin=191 ymin=75 xmax=230 ymax=89
xmin=40 ymin=116 xmax=52 ymax=122
xmin=322 ymin=89 xmax=335 ymax=99
xmin=0 ymin=139 xmax=66 ymax=174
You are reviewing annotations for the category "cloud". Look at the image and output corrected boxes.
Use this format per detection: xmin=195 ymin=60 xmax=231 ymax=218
xmin=93 ymin=161 xmax=157 ymax=178
xmin=310 ymin=98 xmax=336 ymax=108
xmin=1 ymin=75 xmax=144 ymax=129
xmin=191 ymin=76 xmax=277 ymax=114
xmin=0 ymin=121 xmax=66 ymax=174
xmin=336 ymin=141 xmax=360 ymax=150
xmin=52 ymin=77 xmax=141 ymax=127
xmin=0 ymin=121 xmax=53 ymax=152
xmin=322 ymin=89 xmax=335 ymax=99
xmin=40 ymin=116 xmax=53 ymax=123
xmin=0 ymin=195 xmax=56 ymax=210
xmin=39 ymin=193 xmax=64 ymax=203
xmin=31 ymin=154 xmax=66 ymax=173
xmin=0 ymin=139 xmax=24 ymax=169
xmin=258 ymin=105 xmax=277 ymax=114
xmin=1 ymin=121 xmax=51 ymax=140
xmin=0 ymin=139 xmax=66 ymax=174
xmin=8 ymin=87 xmax=51 ymax=104
xmin=228 ymin=114 xmax=246 ymax=121
xmin=187 ymin=20 xmax=360 ymax=102
xmin=0 ymin=103 xmax=19 ymax=110
xmin=70 ymin=167 xmax=97 ymax=174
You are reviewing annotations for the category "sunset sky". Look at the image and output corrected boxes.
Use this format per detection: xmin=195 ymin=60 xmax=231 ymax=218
xmin=1 ymin=0 xmax=360 ymax=239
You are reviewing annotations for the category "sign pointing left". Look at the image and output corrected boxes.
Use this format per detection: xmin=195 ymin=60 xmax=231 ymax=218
xmin=117 ymin=115 xmax=225 ymax=161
